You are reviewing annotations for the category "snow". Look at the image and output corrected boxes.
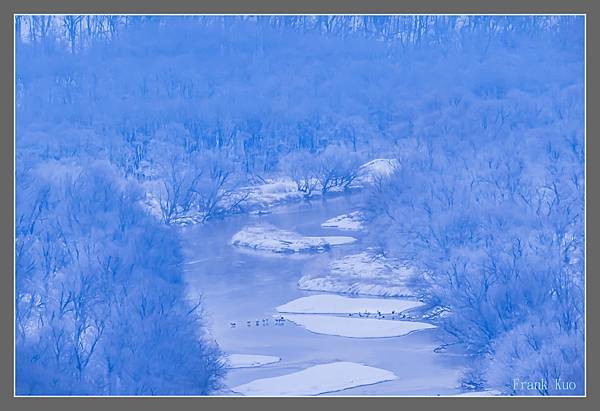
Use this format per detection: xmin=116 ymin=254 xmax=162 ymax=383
xmin=323 ymin=236 xmax=359 ymax=246
xmin=141 ymin=189 xmax=207 ymax=226
xmin=321 ymin=211 xmax=365 ymax=231
xmin=298 ymin=252 xmax=417 ymax=297
xmin=280 ymin=314 xmax=436 ymax=338
xmin=141 ymin=193 xmax=164 ymax=221
xmin=226 ymin=354 xmax=281 ymax=369
xmin=353 ymin=158 xmax=399 ymax=186
xmin=231 ymin=361 xmax=397 ymax=396
xmin=242 ymin=178 xmax=306 ymax=209
xmin=276 ymin=294 xmax=423 ymax=315
xmin=231 ymin=224 xmax=357 ymax=253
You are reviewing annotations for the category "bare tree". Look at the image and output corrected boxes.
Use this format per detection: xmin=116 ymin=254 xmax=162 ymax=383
xmin=63 ymin=15 xmax=83 ymax=53
xmin=157 ymin=153 xmax=203 ymax=225
xmin=279 ymin=151 xmax=319 ymax=199
xmin=316 ymin=145 xmax=362 ymax=195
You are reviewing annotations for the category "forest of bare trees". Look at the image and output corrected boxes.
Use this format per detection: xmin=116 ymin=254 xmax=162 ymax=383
xmin=15 ymin=15 xmax=584 ymax=395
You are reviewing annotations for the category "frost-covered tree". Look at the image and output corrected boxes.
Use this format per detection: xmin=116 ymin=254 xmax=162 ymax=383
xmin=365 ymin=115 xmax=583 ymax=395
xmin=16 ymin=14 xmax=584 ymax=396
xmin=316 ymin=145 xmax=363 ymax=194
xmin=15 ymin=160 xmax=225 ymax=394
xmin=279 ymin=151 xmax=320 ymax=198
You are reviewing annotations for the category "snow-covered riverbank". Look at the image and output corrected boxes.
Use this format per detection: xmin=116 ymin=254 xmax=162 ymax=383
xmin=321 ymin=211 xmax=366 ymax=231
xmin=143 ymin=158 xmax=399 ymax=226
xmin=298 ymin=251 xmax=417 ymax=297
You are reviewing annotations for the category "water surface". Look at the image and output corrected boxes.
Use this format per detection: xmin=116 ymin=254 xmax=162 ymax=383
xmin=182 ymin=195 xmax=467 ymax=395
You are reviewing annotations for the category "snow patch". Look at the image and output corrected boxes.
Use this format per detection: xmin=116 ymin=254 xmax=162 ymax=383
xmin=276 ymin=294 xmax=423 ymax=315
xmin=226 ymin=354 xmax=281 ymax=369
xmin=280 ymin=313 xmax=435 ymax=338
xmin=321 ymin=211 xmax=365 ymax=231
xmin=242 ymin=178 xmax=306 ymax=209
xmin=231 ymin=361 xmax=397 ymax=396
xmin=231 ymin=224 xmax=357 ymax=253
xmin=353 ymin=158 xmax=399 ymax=186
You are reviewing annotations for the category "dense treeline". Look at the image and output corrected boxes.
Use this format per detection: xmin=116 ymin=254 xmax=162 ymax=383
xmin=16 ymin=16 xmax=583 ymax=191
xmin=363 ymin=18 xmax=584 ymax=395
xmin=16 ymin=15 xmax=583 ymax=52
xmin=17 ymin=16 xmax=583 ymax=173
xmin=16 ymin=15 xmax=584 ymax=395
xmin=15 ymin=159 xmax=224 ymax=394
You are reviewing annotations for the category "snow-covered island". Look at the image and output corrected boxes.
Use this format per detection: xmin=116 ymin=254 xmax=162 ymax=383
xmin=231 ymin=361 xmax=398 ymax=396
xmin=298 ymin=251 xmax=417 ymax=297
xmin=231 ymin=224 xmax=357 ymax=253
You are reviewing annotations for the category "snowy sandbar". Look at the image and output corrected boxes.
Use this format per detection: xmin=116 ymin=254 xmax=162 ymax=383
xmin=231 ymin=224 xmax=357 ymax=253
xmin=276 ymin=294 xmax=423 ymax=315
xmin=231 ymin=361 xmax=397 ymax=396
xmin=281 ymin=313 xmax=435 ymax=338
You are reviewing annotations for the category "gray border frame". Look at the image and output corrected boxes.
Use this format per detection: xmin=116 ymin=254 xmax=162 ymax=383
xmin=1 ymin=0 xmax=594 ymax=409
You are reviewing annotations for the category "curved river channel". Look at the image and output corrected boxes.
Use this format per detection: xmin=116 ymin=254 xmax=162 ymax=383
xmin=181 ymin=194 xmax=468 ymax=396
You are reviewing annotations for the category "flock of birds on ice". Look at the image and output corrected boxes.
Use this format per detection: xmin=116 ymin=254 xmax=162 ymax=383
xmin=229 ymin=310 xmax=412 ymax=329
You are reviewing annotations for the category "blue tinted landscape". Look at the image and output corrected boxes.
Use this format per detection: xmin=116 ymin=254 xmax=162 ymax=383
xmin=15 ymin=15 xmax=584 ymax=396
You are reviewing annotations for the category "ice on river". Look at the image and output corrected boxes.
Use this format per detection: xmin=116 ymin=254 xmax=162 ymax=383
xmin=231 ymin=224 xmax=357 ymax=253
xmin=226 ymin=354 xmax=281 ymax=369
xmin=231 ymin=361 xmax=397 ymax=396
xmin=298 ymin=252 xmax=417 ymax=297
xmin=276 ymin=294 xmax=423 ymax=315
xmin=321 ymin=211 xmax=365 ymax=231
xmin=280 ymin=313 xmax=436 ymax=338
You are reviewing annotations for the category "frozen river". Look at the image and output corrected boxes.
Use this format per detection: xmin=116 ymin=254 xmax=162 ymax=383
xmin=181 ymin=195 xmax=467 ymax=396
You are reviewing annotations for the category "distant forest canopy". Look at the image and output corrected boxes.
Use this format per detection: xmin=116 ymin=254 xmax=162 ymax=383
xmin=16 ymin=15 xmax=584 ymax=177
xmin=15 ymin=15 xmax=583 ymax=51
